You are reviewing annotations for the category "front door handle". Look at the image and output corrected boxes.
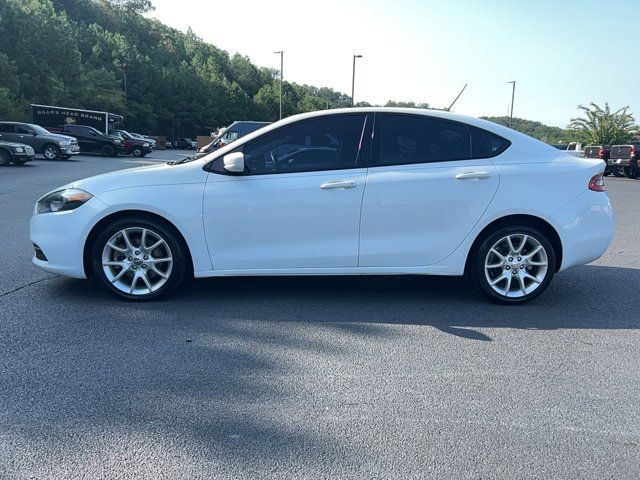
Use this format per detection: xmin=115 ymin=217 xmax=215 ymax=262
xmin=455 ymin=171 xmax=491 ymax=180
xmin=320 ymin=180 xmax=357 ymax=190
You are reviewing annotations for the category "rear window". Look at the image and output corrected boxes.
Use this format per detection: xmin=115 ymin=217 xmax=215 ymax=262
xmin=469 ymin=126 xmax=511 ymax=158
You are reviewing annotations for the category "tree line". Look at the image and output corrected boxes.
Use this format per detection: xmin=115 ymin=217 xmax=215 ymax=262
xmin=0 ymin=0 xmax=636 ymax=144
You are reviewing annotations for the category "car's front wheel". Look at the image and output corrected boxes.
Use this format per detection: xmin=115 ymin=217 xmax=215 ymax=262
xmin=470 ymin=225 xmax=556 ymax=304
xmin=42 ymin=144 xmax=61 ymax=160
xmin=131 ymin=146 xmax=144 ymax=157
xmin=623 ymin=166 xmax=639 ymax=179
xmin=92 ymin=218 xmax=187 ymax=300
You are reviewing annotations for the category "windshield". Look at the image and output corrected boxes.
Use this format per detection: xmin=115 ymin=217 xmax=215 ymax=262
xmin=29 ymin=124 xmax=51 ymax=135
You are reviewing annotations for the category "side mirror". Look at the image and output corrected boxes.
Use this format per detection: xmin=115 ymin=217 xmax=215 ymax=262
xmin=223 ymin=152 xmax=245 ymax=173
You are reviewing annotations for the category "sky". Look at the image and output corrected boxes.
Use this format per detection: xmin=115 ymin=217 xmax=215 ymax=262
xmin=148 ymin=0 xmax=639 ymax=127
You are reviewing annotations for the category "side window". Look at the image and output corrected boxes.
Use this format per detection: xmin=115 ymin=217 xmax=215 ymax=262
xmin=0 ymin=123 xmax=15 ymax=133
xmin=240 ymin=114 xmax=367 ymax=174
xmin=16 ymin=125 xmax=33 ymax=134
xmin=223 ymin=131 xmax=239 ymax=142
xmin=376 ymin=114 xmax=471 ymax=166
xmin=469 ymin=126 xmax=511 ymax=158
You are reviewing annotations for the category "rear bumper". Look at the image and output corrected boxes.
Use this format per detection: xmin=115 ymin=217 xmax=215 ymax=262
xmin=608 ymin=156 xmax=639 ymax=168
xmin=551 ymin=190 xmax=615 ymax=271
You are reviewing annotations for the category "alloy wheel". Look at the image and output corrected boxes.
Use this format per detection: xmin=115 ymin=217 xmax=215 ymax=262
xmin=101 ymin=227 xmax=173 ymax=296
xmin=483 ymin=233 xmax=548 ymax=298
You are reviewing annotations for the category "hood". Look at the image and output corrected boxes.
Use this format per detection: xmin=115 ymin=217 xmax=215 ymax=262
xmin=63 ymin=159 xmax=208 ymax=196
xmin=42 ymin=132 xmax=77 ymax=142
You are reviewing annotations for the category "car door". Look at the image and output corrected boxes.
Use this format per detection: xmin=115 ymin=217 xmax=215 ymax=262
xmin=14 ymin=124 xmax=38 ymax=149
xmin=0 ymin=123 xmax=19 ymax=143
xmin=358 ymin=113 xmax=502 ymax=267
xmin=202 ymin=114 xmax=371 ymax=270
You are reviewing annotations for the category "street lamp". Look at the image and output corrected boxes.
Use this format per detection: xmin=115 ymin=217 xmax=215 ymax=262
xmin=274 ymin=51 xmax=284 ymax=119
xmin=507 ymin=80 xmax=516 ymax=128
xmin=352 ymin=54 xmax=363 ymax=107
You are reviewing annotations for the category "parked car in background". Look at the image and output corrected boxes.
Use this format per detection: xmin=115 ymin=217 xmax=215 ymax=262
xmin=198 ymin=121 xmax=271 ymax=154
xmin=552 ymin=142 xmax=584 ymax=157
xmin=584 ymin=145 xmax=613 ymax=176
xmin=111 ymin=130 xmax=153 ymax=157
xmin=61 ymin=125 xmax=124 ymax=157
xmin=0 ymin=121 xmax=79 ymax=160
xmin=129 ymin=132 xmax=156 ymax=149
xmin=173 ymin=138 xmax=197 ymax=149
xmin=30 ymin=108 xmax=614 ymax=304
xmin=609 ymin=142 xmax=640 ymax=179
xmin=0 ymin=140 xmax=35 ymax=165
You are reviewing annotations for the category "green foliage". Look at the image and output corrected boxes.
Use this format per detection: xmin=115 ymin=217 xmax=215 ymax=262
xmin=384 ymin=100 xmax=430 ymax=109
xmin=482 ymin=116 xmax=580 ymax=144
xmin=568 ymin=102 xmax=638 ymax=145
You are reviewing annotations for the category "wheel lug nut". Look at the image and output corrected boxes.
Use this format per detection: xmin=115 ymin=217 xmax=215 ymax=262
xmin=520 ymin=265 xmax=524 ymax=269
xmin=142 ymin=265 xmax=146 ymax=269
xmin=144 ymin=255 xmax=148 ymax=260
xmin=508 ymin=257 xmax=513 ymax=262
xmin=505 ymin=265 xmax=510 ymax=270
xmin=132 ymin=265 xmax=137 ymax=270
xmin=128 ymin=257 xmax=132 ymax=261
xmin=517 ymin=257 xmax=522 ymax=261
xmin=135 ymin=250 xmax=140 ymax=255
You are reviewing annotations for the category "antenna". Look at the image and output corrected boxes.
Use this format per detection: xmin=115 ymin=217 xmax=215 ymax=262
xmin=447 ymin=83 xmax=468 ymax=111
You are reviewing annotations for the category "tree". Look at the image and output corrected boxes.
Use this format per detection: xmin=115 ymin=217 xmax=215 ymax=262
xmin=384 ymin=100 xmax=430 ymax=109
xmin=568 ymin=103 xmax=638 ymax=145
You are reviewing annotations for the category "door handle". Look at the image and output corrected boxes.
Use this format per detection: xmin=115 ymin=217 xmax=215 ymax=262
xmin=320 ymin=180 xmax=357 ymax=190
xmin=455 ymin=171 xmax=491 ymax=180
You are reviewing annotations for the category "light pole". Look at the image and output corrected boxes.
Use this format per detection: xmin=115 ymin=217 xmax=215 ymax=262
xmin=274 ymin=51 xmax=284 ymax=119
xmin=507 ymin=80 xmax=516 ymax=128
xmin=351 ymin=54 xmax=362 ymax=107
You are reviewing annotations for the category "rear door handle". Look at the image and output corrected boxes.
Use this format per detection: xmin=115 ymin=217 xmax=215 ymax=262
xmin=455 ymin=171 xmax=491 ymax=180
xmin=320 ymin=180 xmax=357 ymax=190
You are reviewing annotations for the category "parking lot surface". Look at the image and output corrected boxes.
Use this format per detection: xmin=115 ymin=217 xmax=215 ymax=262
xmin=1 ymin=152 xmax=639 ymax=479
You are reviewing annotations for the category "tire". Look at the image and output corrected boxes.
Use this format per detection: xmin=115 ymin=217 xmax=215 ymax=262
xmin=131 ymin=146 xmax=144 ymax=157
xmin=61 ymin=155 xmax=72 ymax=160
xmin=604 ymin=166 xmax=614 ymax=176
xmin=101 ymin=144 xmax=116 ymax=157
xmin=42 ymin=144 xmax=61 ymax=160
xmin=623 ymin=166 xmax=639 ymax=179
xmin=469 ymin=225 xmax=556 ymax=305
xmin=91 ymin=218 xmax=188 ymax=300
xmin=0 ymin=149 xmax=10 ymax=166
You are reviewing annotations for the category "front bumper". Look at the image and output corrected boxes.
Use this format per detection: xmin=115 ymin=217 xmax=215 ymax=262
xmin=551 ymin=190 xmax=615 ymax=271
xmin=61 ymin=145 xmax=80 ymax=156
xmin=29 ymin=197 xmax=112 ymax=279
xmin=13 ymin=152 xmax=35 ymax=163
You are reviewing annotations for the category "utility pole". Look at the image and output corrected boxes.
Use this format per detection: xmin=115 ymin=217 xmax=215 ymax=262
xmin=507 ymin=81 xmax=516 ymax=127
xmin=351 ymin=54 xmax=362 ymax=107
xmin=274 ymin=51 xmax=284 ymax=119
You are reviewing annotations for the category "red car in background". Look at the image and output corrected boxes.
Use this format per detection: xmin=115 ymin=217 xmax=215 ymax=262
xmin=111 ymin=129 xmax=153 ymax=157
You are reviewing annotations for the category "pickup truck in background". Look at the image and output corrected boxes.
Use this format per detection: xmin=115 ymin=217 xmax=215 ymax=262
xmin=609 ymin=142 xmax=640 ymax=179
xmin=552 ymin=142 xmax=585 ymax=157
xmin=60 ymin=124 xmax=124 ymax=156
xmin=0 ymin=121 xmax=79 ymax=160
xmin=584 ymin=145 xmax=613 ymax=176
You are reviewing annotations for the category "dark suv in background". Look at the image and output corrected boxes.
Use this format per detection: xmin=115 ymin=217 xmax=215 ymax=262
xmin=60 ymin=125 xmax=124 ymax=156
xmin=0 ymin=121 xmax=79 ymax=160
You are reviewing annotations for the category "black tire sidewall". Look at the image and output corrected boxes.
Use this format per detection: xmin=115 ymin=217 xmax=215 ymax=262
xmin=91 ymin=218 xmax=187 ymax=300
xmin=0 ymin=150 xmax=10 ymax=165
xmin=471 ymin=225 xmax=556 ymax=305
xmin=102 ymin=145 xmax=116 ymax=157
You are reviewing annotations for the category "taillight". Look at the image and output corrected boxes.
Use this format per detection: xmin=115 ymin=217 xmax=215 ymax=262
xmin=631 ymin=145 xmax=636 ymax=156
xmin=598 ymin=147 xmax=604 ymax=159
xmin=588 ymin=173 xmax=606 ymax=192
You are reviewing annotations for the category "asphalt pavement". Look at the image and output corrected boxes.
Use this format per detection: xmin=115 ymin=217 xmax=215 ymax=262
xmin=1 ymin=151 xmax=638 ymax=479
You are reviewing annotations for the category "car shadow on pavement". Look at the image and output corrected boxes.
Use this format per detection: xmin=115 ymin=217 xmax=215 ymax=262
xmin=52 ymin=264 xmax=640 ymax=341
xmin=3 ymin=263 xmax=639 ymax=476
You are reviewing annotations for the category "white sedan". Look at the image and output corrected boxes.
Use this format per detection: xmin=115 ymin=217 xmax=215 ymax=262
xmin=30 ymin=108 xmax=614 ymax=304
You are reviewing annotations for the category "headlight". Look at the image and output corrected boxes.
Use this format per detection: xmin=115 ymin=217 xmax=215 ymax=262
xmin=114 ymin=139 xmax=122 ymax=144
xmin=13 ymin=146 xmax=24 ymax=152
xmin=35 ymin=188 xmax=93 ymax=214
xmin=60 ymin=139 xmax=71 ymax=146
xmin=143 ymin=142 xmax=150 ymax=147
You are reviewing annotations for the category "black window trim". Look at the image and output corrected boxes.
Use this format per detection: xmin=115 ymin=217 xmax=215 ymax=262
xmin=370 ymin=112 xmax=511 ymax=168
xmin=204 ymin=113 xmax=372 ymax=176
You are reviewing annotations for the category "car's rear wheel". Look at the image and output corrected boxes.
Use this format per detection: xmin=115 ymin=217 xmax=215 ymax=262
xmin=623 ymin=166 xmax=639 ymax=179
xmin=470 ymin=225 xmax=556 ymax=305
xmin=101 ymin=145 xmax=116 ymax=157
xmin=91 ymin=218 xmax=187 ymax=300
xmin=42 ymin=144 xmax=61 ymax=160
